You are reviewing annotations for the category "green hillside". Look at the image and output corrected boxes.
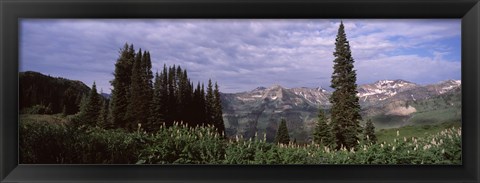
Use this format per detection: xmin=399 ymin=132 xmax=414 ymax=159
xmin=376 ymin=121 xmax=461 ymax=143
xmin=19 ymin=71 xmax=91 ymax=115
xmin=369 ymin=89 xmax=461 ymax=129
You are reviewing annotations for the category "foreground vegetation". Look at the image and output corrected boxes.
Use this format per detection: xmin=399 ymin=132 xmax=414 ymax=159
xmin=20 ymin=115 xmax=461 ymax=164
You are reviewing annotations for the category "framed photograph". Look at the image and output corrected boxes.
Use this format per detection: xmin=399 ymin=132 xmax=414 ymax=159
xmin=1 ymin=0 xmax=479 ymax=182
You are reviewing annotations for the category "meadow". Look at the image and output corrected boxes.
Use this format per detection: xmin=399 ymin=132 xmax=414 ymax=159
xmin=20 ymin=114 xmax=461 ymax=164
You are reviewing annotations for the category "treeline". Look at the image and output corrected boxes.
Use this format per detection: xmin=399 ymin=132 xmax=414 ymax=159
xmin=77 ymin=43 xmax=225 ymax=135
xmin=19 ymin=71 xmax=90 ymax=115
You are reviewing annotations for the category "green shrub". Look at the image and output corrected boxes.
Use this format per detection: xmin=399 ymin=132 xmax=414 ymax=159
xmin=21 ymin=104 xmax=53 ymax=115
xmin=20 ymin=120 xmax=462 ymax=165
xmin=20 ymin=120 xmax=148 ymax=164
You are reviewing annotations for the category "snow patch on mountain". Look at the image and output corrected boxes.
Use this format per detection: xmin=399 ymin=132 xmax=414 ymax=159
xmin=437 ymin=80 xmax=461 ymax=94
xmin=357 ymin=79 xmax=418 ymax=98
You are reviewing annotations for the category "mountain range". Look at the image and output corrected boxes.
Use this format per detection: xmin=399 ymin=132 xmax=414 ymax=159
xmin=220 ymin=79 xmax=461 ymax=142
xmin=20 ymin=71 xmax=461 ymax=143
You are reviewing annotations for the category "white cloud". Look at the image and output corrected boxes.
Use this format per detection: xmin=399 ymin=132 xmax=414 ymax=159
xmin=20 ymin=19 xmax=461 ymax=93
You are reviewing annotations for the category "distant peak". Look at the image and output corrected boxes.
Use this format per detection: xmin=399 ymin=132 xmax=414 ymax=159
xmin=316 ymin=86 xmax=328 ymax=92
xmin=374 ymin=79 xmax=414 ymax=85
xmin=439 ymin=79 xmax=461 ymax=85
xmin=252 ymin=86 xmax=267 ymax=91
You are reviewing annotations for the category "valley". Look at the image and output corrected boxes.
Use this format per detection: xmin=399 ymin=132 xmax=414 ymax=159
xmin=221 ymin=79 xmax=461 ymax=143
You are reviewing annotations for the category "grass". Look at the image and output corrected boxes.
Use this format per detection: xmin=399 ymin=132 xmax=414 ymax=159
xmin=409 ymin=108 xmax=460 ymax=125
xmin=376 ymin=121 xmax=461 ymax=143
xmin=20 ymin=114 xmax=69 ymax=125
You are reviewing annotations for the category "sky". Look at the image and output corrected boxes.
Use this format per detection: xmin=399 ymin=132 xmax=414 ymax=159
xmin=20 ymin=19 xmax=461 ymax=93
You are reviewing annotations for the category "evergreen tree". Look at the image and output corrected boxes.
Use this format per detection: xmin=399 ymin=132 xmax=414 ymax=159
xmin=149 ymin=71 xmax=166 ymax=131
xmin=205 ymin=79 xmax=215 ymax=126
xmin=79 ymin=82 xmax=101 ymax=127
xmin=176 ymin=66 xmax=187 ymax=123
xmin=313 ymin=108 xmax=334 ymax=147
xmin=141 ymin=51 xmax=154 ymax=123
xmin=77 ymin=94 xmax=88 ymax=115
xmin=126 ymin=50 xmax=148 ymax=131
xmin=274 ymin=119 xmax=290 ymax=144
xmin=98 ymin=99 xmax=110 ymax=129
xmin=110 ymin=43 xmax=135 ymax=128
xmin=199 ymin=83 xmax=207 ymax=126
xmin=139 ymin=51 xmax=154 ymax=131
xmin=364 ymin=119 xmax=377 ymax=144
xmin=329 ymin=21 xmax=362 ymax=150
xmin=192 ymin=82 xmax=203 ymax=127
xmin=165 ymin=65 xmax=177 ymax=126
xmin=213 ymin=82 xmax=225 ymax=135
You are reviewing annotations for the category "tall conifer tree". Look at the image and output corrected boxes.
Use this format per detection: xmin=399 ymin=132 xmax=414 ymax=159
xmin=166 ymin=66 xmax=177 ymax=126
xmin=126 ymin=49 xmax=145 ymax=130
xmin=205 ymin=79 xmax=215 ymax=126
xmin=199 ymin=83 xmax=207 ymax=126
xmin=329 ymin=21 xmax=362 ymax=149
xmin=135 ymin=51 xmax=154 ymax=131
xmin=150 ymin=72 xmax=166 ymax=131
xmin=110 ymin=43 xmax=135 ymax=128
xmin=213 ymin=82 xmax=225 ymax=135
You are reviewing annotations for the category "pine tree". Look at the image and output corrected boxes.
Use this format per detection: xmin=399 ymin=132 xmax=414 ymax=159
xmin=274 ymin=119 xmax=290 ymax=144
xmin=199 ymin=83 xmax=207 ymax=126
xmin=150 ymin=71 xmax=166 ymax=131
xmin=110 ymin=43 xmax=135 ymax=128
xmin=205 ymin=79 xmax=215 ymax=126
xmin=136 ymin=51 xmax=154 ymax=131
xmin=79 ymin=82 xmax=101 ymax=127
xmin=364 ymin=119 xmax=377 ymax=144
xmin=313 ymin=108 xmax=334 ymax=147
xmin=77 ymin=94 xmax=88 ymax=115
xmin=213 ymin=82 xmax=225 ymax=135
xmin=329 ymin=21 xmax=362 ymax=150
xmin=176 ymin=66 xmax=187 ymax=123
xmin=98 ymin=99 xmax=110 ymax=129
xmin=142 ymin=51 xmax=154 ymax=123
xmin=126 ymin=49 xmax=148 ymax=131
xmin=166 ymin=66 xmax=177 ymax=126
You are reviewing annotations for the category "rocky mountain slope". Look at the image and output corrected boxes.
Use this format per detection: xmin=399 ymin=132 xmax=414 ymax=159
xmin=221 ymin=79 xmax=461 ymax=142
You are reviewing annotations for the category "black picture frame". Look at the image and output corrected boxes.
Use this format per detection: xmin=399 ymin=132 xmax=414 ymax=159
xmin=1 ymin=0 xmax=479 ymax=182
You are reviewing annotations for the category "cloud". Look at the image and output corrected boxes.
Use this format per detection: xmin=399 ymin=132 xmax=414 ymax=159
xmin=20 ymin=19 xmax=461 ymax=93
